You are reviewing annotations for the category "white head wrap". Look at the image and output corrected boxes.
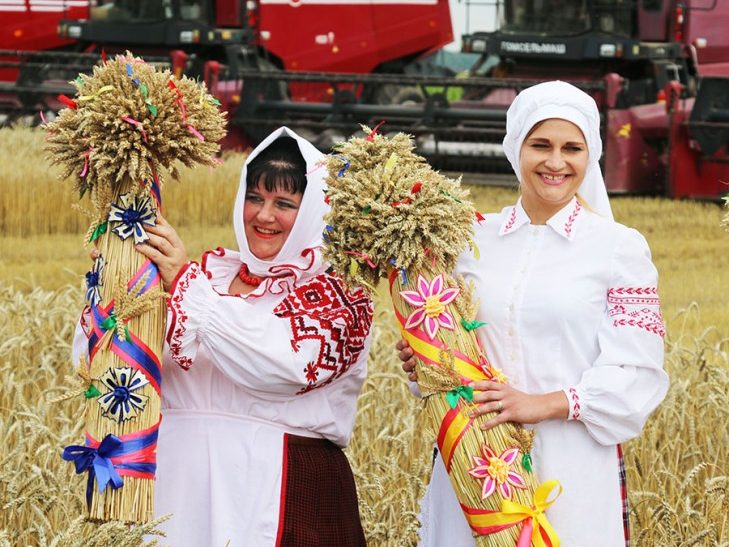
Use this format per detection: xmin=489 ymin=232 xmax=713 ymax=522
xmin=502 ymin=80 xmax=613 ymax=220
xmin=232 ymin=126 xmax=329 ymax=287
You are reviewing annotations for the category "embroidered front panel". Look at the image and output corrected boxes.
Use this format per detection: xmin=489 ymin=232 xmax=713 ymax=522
xmin=274 ymin=273 xmax=373 ymax=394
xmin=168 ymin=264 xmax=199 ymax=370
xmin=608 ymin=286 xmax=665 ymax=337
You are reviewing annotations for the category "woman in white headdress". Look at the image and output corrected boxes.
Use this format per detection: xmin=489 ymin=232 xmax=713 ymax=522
xmin=398 ymin=81 xmax=668 ymax=546
xmin=76 ymin=127 xmax=372 ymax=545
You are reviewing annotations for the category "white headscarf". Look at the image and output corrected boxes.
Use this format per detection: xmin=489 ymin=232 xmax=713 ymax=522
xmin=502 ymin=80 xmax=613 ymax=220
xmin=231 ymin=126 xmax=329 ymax=292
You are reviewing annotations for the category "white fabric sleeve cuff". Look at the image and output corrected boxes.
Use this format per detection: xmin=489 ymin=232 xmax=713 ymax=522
xmin=563 ymin=386 xmax=583 ymax=421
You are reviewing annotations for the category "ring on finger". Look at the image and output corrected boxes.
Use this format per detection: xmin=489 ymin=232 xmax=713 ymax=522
xmin=496 ymin=400 xmax=504 ymax=413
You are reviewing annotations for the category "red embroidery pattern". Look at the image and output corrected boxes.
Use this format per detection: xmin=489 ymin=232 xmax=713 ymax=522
xmin=608 ymin=286 xmax=665 ymax=337
xmin=568 ymin=387 xmax=581 ymax=420
xmin=563 ymin=201 xmax=582 ymax=238
xmin=168 ymin=264 xmax=200 ymax=370
xmin=608 ymin=287 xmax=660 ymax=306
xmin=502 ymin=207 xmax=517 ymax=234
xmin=273 ymin=273 xmax=373 ymax=394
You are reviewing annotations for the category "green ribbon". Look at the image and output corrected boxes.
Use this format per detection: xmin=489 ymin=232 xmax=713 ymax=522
xmin=84 ymin=385 xmax=101 ymax=399
xmin=208 ymin=97 xmax=221 ymax=106
xmin=100 ymin=314 xmax=117 ymax=331
xmin=138 ymin=83 xmax=158 ymax=116
xmin=461 ymin=319 xmax=487 ymax=331
xmin=446 ymin=385 xmax=474 ymax=409
xmin=89 ymin=222 xmax=108 ymax=242
xmin=439 ymin=190 xmax=463 ymax=203
xmin=100 ymin=313 xmax=131 ymax=342
xmin=522 ymin=453 xmax=533 ymax=473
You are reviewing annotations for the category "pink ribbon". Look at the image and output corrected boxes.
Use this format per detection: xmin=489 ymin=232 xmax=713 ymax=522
xmin=344 ymin=250 xmax=377 ymax=269
xmin=168 ymin=79 xmax=205 ymax=141
xmin=121 ymin=116 xmax=148 ymax=143
xmin=80 ymin=147 xmax=92 ymax=177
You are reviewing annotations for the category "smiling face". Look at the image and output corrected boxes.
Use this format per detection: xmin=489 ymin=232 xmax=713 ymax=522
xmin=243 ymin=176 xmax=303 ymax=261
xmin=519 ymin=118 xmax=588 ymax=224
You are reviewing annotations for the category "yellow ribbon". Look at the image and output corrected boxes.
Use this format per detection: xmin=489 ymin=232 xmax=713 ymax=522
xmin=401 ymin=326 xmax=489 ymax=382
xmin=467 ymin=480 xmax=562 ymax=547
xmin=77 ymin=85 xmax=114 ymax=102
xmin=384 ymin=152 xmax=398 ymax=174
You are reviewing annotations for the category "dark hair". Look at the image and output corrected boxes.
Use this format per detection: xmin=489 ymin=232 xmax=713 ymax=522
xmin=246 ymin=136 xmax=307 ymax=194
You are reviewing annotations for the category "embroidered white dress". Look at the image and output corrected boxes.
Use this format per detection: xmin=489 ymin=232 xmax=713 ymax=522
xmin=417 ymin=197 xmax=668 ymax=547
xmin=157 ymin=248 xmax=372 ymax=546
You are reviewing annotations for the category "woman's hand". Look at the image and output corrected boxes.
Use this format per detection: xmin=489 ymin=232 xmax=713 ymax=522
xmin=470 ymin=381 xmax=569 ymax=431
xmin=135 ymin=214 xmax=188 ymax=290
xmin=395 ymin=339 xmax=417 ymax=382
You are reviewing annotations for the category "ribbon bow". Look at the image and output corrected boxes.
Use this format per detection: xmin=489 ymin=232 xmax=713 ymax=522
xmin=446 ymin=385 xmax=474 ymax=409
xmin=501 ymin=480 xmax=562 ymax=547
xmin=62 ymin=434 xmax=125 ymax=508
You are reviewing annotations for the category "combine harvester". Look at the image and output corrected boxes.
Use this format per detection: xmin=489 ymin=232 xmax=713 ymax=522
xmin=0 ymin=0 xmax=727 ymax=198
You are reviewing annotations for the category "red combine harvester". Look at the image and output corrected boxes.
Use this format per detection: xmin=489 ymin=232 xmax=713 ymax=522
xmin=458 ymin=0 xmax=729 ymax=199
xmin=1 ymin=0 xmax=728 ymax=199
xmin=0 ymin=0 xmax=91 ymax=122
xmin=0 ymin=0 xmax=454 ymax=148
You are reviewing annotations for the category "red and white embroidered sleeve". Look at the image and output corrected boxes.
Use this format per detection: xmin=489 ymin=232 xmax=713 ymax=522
xmin=273 ymin=272 xmax=373 ymax=395
xmin=607 ymin=286 xmax=665 ymax=338
xmin=166 ymin=262 xmax=201 ymax=370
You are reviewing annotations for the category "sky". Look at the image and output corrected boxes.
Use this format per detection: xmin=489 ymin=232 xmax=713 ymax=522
xmin=445 ymin=0 xmax=499 ymax=51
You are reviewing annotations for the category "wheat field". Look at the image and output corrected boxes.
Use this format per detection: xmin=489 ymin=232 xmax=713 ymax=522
xmin=0 ymin=127 xmax=727 ymax=546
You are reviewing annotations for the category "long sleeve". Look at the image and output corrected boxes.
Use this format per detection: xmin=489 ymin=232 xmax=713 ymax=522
xmin=166 ymin=262 xmax=373 ymax=399
xmin=564 ymin=228 xmax=669 ymax=445
xmin=71 ymin=306 xmax=92 ymax=366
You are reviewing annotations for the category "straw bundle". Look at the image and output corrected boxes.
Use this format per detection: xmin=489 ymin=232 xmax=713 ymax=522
xmin=45 ymin=52 xmax=226 ymax=523
xmin=323 ymin=127 xmax=561 ymax=546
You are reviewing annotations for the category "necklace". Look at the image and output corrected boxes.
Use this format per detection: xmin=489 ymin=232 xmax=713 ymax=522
xmin=238 ymin=263 xmax=265 ymax=287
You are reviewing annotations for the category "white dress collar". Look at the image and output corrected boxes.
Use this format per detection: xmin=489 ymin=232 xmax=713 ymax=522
xmin=499 ymin=197 xmax=584 ymax=241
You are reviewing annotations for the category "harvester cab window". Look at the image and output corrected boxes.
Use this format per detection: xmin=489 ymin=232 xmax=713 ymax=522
xmin=90 ymin=0 xmax=173 ymax=22
xmin=642 ymin=0 xmax=664 ymax=10
xmin=180 ymin=0 xmax=206 ymax=21
xmin=501 ymin=0 xmax=589 ymax=35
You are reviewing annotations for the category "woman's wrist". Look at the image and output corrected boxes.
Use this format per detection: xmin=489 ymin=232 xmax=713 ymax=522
xmin=540 ymin=390 xmax=570 ymax=421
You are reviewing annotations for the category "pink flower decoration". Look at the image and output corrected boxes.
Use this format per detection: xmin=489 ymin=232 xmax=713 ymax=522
xmin=468 ymin=445 xmax=527 ymax=500
xmin=400 ymin=274 xmax=460 ymax=339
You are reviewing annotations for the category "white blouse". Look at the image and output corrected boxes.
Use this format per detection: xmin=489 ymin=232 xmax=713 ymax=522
xmin=418 ymin=197 xmax=668 ymax=547
xmin=74 ymin=248 xmax=373 ymax=546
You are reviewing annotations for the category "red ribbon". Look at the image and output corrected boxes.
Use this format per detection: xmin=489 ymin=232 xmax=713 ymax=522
xmin=58 ymin=95 xmax=77 ymax=110
xmin=366 ymin=120 xmax=386 ymax=141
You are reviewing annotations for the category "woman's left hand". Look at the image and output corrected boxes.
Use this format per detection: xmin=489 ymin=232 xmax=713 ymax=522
xmin=469 ymin=381 xmax=569 ymax=431
xmin=135 ymin=214 xmax=188 ymax=290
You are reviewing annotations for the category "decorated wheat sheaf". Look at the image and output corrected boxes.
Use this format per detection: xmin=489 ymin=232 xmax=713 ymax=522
xmin=324 ymin=127 xmax=562 ymax=546
xmin=46 ymin=52 xmax=226 ymax=524
xmin=322 ymin=128 xmax=474 ymax=290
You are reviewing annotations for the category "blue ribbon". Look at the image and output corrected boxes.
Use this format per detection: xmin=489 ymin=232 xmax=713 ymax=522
xmin=89 ymin=304 xmax=162 ymax=390
xmin=62 ymin=434 xmax=125 ymax=508
xmin=62 ymin=429 xmax=159 ymax=508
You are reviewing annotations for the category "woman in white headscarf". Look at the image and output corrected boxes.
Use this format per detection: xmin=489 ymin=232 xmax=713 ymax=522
xmin=78 ymin=127 xmax=373 ymax=545
xmin=398 ymin=81 xmax=668 ymax=546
